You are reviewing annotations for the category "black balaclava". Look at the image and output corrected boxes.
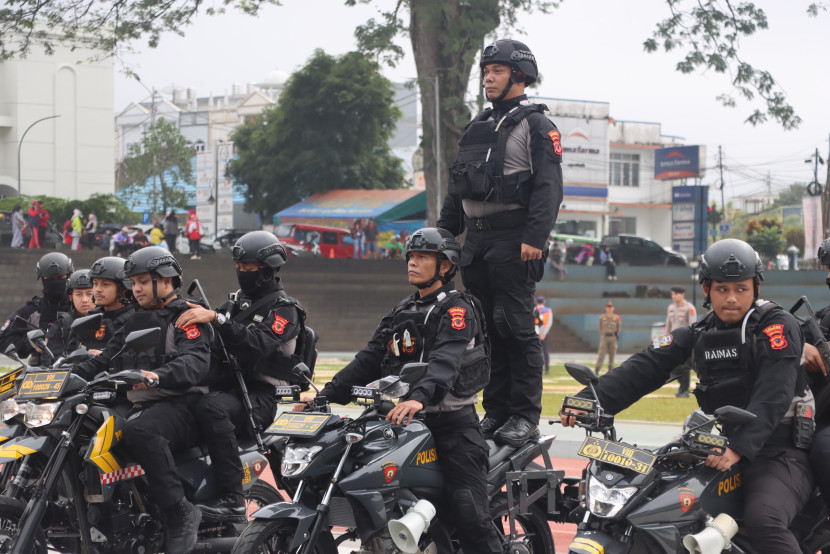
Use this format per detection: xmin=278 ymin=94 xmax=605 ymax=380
xmin=43 ymin=279 xmax=69 ymax=302
xmin=236 ymin=266 xmax=276 ymax=297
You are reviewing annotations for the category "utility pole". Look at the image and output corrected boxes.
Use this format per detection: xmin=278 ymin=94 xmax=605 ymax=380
xmin=717 ymin=145 xmax=726 ymax=237
xmin=434 ymin=74 xmax=441 ymax=225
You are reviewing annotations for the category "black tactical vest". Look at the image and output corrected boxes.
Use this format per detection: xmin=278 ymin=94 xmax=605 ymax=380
xmin=380 ymin=291 xmax=490 ymax=398
xmin=112 ymin=304 xmax=187 ymax=372
xmin=448 ymin=104 xmax=546 ymax=205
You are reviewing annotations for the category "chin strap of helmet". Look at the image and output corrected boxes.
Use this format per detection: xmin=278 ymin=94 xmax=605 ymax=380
xmin=488 ymin=71 xmax=519 ymax=105
xmin=149 ymin=273 xmax=177 ymax=307
xmin=413 ymin=255 xmax=456 ymax=290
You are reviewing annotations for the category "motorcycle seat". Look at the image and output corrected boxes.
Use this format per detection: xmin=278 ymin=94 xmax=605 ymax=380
xmin=487 ymin=440 xmax=516 ymax=467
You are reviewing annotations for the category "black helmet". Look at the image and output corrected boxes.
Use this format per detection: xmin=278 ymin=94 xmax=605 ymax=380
xmin=123 ymin=246 xmax=182 ymax=284
xmin=405 ymin=228 xmax=461 ymax=288
xmin=699 ymin=239 xmax=764 ymax=284
xmin=480 ymin=39 xmax=538 ymax=85
xmin=232 ymin=231 xmax=287 ymax=270
xmin=67 ymin=270 xmax=93 ymax=293
xmin=818 ymin=237 xmax=830 ymax=266
xmin=36 ymin=252 xmax=74 ymax=280
xmin=90 ymin=256 xmax=132 ymax=291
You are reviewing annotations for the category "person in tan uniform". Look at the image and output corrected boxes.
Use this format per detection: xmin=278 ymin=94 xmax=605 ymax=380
xmin=666 ymin=285 xmax=697 ymax=397
xmin=595 ymin=301 xmax=621 ymax=375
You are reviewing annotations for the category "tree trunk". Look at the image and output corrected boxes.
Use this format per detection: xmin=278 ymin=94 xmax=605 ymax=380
xmin=410 ymin=0 xmax=499 ymax=224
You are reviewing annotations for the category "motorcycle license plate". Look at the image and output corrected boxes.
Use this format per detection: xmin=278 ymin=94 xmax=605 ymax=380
xmin=578 ymin=437 xmax=656 ymax=474
xmin=16 ymin=371 xmax=70 ymax=400
xmin=267 ymin=412 xmax=332 ymax=437
xmin=0 ymin=367 xmax=24 ymax=401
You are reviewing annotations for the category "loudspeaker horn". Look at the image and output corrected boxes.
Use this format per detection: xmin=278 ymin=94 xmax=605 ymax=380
xmin=388 ymin=499 xmax=437 ymax=554
xmin=682 ymin=513 xmax=738 ymax=554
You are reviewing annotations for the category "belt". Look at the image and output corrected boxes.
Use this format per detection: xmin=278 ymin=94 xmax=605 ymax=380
xmin=423 ymin=404 xmax=477 ymax=425
xmin=604 ymin=333 xmax=615 ymax=337
xmin=465 ymin=209 xmax=528 ymax=232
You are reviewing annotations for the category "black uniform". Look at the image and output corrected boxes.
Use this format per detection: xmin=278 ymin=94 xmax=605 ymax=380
xmin=195 ymin=279 xmax=304 ymax=503
xmin=578 ymin=301 xmax=813 ymax=554
xmin=807 ymin=304 xmax=830 ymax=512
xmin=319 ymin=282 xmax=501 ymax=554
xmin=74 ymin=297 xmax=211 ymax=510
xmin=438 ymin=94 xmax=563 ymax=426
xmin=0 ymin=295 xmax=71 ymax=359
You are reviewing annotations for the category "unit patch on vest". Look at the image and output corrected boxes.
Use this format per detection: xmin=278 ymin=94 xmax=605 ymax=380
xmin=272 ymin=315 xmax=289 ymax=335
xmin=547 ymin=130 xmax=563 ymax=156
xmin=762 ymin=324 xmax=788 ymax=350
xmin=182 ymin=324 xmax=201 ymax=340
xmin=447 ymin=307 xmax=467 ymax=330
xmin=703 ymin=347 xmax=739 ymax=361
xmin=653 ymin=333 xmax=673 ymax=349
xmin=95 ymin=324 xmax=106 ymax=340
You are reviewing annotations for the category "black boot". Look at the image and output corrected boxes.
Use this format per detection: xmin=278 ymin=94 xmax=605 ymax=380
xmin=493 ymin=416 xmax=539 ymax=448
xmin=480 ymin=416 xmax=505 ymax=440
xmin=195 ymin=493 xmax=246 ymax=521
xmin=165 ymin=498 xmax=201 ymax=553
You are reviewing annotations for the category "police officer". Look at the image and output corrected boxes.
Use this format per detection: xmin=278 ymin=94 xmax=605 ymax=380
xmin=175 ymin=231 xmax=309 ymax=520
xmin=0 ymin=252 xmax=73 ymax=358
xmin=298 ymin=228 xmax=502 ymax=553
xmin=437 ymin=39 xmax=563 ymax=447
xmin=666 ymin=285 xmax=697 ymax=397
xmin=74 ymin=246 xmax=211 ymax=553
xmin=88 ymin=256 xmax=135 ymax=354
xmin=561 ymin=239 xmax=814 ymax=554
xmin=595 ymin=301 xmax=621 ymax=376
xmin=37 ymin=269 xmax=96 ymax=364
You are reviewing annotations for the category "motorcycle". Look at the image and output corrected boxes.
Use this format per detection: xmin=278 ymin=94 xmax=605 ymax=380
xmin=556 ymin=362 xmax=830 ymax=554
xmin=232 ymin=362 xmax=561 ymax=554
xmin=0 ymin=324 xmax=283 ymax=554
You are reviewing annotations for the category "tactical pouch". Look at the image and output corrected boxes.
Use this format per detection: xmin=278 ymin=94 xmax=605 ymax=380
xmin=450 ymin=343 xmax=490 ymax=398
xmin=793 ymin=402 xmax=815 ymax=449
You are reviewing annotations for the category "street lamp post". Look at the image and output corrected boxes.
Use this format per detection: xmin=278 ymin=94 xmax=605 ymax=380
xmin=17 ymin=115 xmax=61 ymax=196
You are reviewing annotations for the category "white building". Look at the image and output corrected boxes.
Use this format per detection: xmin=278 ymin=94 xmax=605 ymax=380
xmin=0 ymin=39 xmax=114 ymax=199
xmin=531 ymin=96 xmax=691 ymax=246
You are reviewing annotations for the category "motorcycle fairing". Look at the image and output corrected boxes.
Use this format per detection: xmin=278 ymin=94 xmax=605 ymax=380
xmin=0 ymin=435 xmax=52 ymax=463
xmin=249 ymin=501 xmax=317 ymax=551
xmin=0 ymin=423 xmax=22 ymax=443
xmin=86 ymin=414 xmax=125 ymax=473
xmin=569 ymin=529 xmax=628 ymax=554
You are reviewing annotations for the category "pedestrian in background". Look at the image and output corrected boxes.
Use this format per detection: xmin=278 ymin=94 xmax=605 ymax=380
xmin=11 ymin=205 xmax=25 ymax=248
xmin=666 ymin=285 xmax=697 ymax=398
xmin=149 ymin=221 xmax=164 ymax=246
xmin=70 ymin=209 xmax=83 ymax=250
xmin=27 ymin=200 xmax=41 ymax=249
xmin=84 ymin=214 xmax=97 ymax=249
xmin=364 ymin=218 xmax=379 ymax=259
xmin=185 ymin=210 xmax=202 ymax=259
xmin=350 ymin=218 xmax=364 ymax=259
xmin=548 ymin=242 xmax=566 ymax=281
xmin=534 ymin=296 xmax=553 ymax=375
xmin=576 ymin=242 xmax=594 ymax=266
xmin=164 ymin=210 xmax=179 ymax=253
xmin=596 ymin=301 xmax=621 ymax=376
xmin=600 ymin=245 xmax=616 ymax=280
xmin=36 ymin=202 xmax=50 ymax=248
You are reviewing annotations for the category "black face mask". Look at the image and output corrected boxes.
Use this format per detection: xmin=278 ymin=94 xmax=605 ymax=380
xmin=42 ymin=279 xmax=68 ymax=301
xmin=236 ymin=269 xmax=263 ymax=295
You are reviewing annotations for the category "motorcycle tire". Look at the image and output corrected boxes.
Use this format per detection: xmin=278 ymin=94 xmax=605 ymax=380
xmin=0 ymin=497 xmax=48 ymax=554
xmin=490 ymin=492 xmax=556 ymax=554
xmin=231 ymin=518 xmax=336 ymax=553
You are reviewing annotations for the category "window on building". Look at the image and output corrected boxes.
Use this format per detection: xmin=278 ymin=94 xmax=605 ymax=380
xmin=609 ymin=217 xmax=636 ymax=235
xmin=610 ymin=153 xmax=640 ymax=187
xmin=554 ymin=220 xmax=597 ymax=238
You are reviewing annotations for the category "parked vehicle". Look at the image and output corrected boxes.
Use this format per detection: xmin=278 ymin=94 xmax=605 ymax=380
xmin=275 ymin=223 xmax=353 ymax=258
xmin=556 ymin=363 xmax=830 ymax=554
xmin=1 ymin=321 xmax=283 ymax=553
xmin=233 ymin=364 xmax=559 ymax=553
xmin=601 ymin=234 xmax=687 ymax=266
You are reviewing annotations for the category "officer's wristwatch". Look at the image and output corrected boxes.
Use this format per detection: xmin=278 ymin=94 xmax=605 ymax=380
xmin=147 ymin=377 xmax=159 ymax=389
xmin=215 ymin=313 xmax=227 ymax=327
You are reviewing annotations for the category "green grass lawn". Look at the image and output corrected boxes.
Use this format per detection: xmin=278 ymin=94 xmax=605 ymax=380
xmin=312 ymin=361 xmax=696 ymax=424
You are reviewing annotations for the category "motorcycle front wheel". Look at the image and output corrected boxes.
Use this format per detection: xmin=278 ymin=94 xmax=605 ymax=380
xmin=490 ymin=492 xmax=556 ymax=554
xmin=231 ymin=518 xmax=336 ymax=553
xmin=0 ymin=497 xmax=48 ymax=554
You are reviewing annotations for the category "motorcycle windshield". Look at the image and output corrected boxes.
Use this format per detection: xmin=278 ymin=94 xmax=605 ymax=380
xmin=365 ymin=376 xmax=410 ymax=400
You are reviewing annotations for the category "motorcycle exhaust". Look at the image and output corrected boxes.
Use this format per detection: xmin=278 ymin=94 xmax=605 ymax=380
xmin=682 ymin=513 xmax=738 ymax=554
xmin=388 ymin=499 xmax=436 ymax=553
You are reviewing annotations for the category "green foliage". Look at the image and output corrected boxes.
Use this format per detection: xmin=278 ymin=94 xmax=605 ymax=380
xmin=0 ymin=194 xmax=139 ymax=228
xmin=783 ymin=225 xmax=804 ymax=253
xmin=775 ymin=182 xmax=807 ymax=207
xmin=228 ymin=50 xmax=406 ymax=218
xmin=745 ymin=217 xmax=784 ymax=259
xmin=643 ymin=1 xmax=802 ymax=130
xmin=118 ymin=119 xmax=193 ymax=217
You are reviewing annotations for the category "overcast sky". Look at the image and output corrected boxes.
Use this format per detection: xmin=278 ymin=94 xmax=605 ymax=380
xmin=114 ymin=0 xmax=830 ymax=203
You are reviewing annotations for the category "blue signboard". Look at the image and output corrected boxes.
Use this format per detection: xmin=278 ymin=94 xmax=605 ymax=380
xmin=142 ymin=211 xmax=150 ymax=224
xmin=655 ymin=146 xmax=702 ymax=180
xmin=671 ymin=186 xmax=709 ymax=259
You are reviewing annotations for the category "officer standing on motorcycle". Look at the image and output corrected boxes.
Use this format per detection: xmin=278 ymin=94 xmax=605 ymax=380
xmin=73 ymin=246 xmax=211 ymax=553
xmin=561 ymin=238 xmax=814 ymax=554
xmin=0 ymin=252 xmax=73 ymax=358
xmin=298 ymin=227 xmax=503 ymax=554
xmin=437 ymin=39 xmax=563 ymax=447
xmin=87 ymin=256 xmax=135 ymax=354
xmin=175 ymin=230 xmax=309 ymax=521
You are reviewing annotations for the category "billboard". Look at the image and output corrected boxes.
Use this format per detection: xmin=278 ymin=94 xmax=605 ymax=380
xmin=671 ymin=186 xmax=708 ymax=258
xmin=655 ymin=145 xmax=704 ymax=180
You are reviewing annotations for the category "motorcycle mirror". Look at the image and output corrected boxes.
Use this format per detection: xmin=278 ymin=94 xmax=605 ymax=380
xmin=565 ymin=363 xmax=598 ymax=386
xmin=123 ymin=328 xmax=161 ymax=353
xmin=63 ymin=348 xmax=93 ymax=364
xmin=26 ymin=329 xmax=46 ymax=350
xmin=291 ymin=363 xmax=312 ymax=381
xmin=70 ymin=313 xmax=103 ymax=340
xmin=713 ymin=406 xmax=757 ymax=426
xmin=3 ymin=344 xmax=22 ymax=365
xmin=399 ymin=363 xmax=427 ymax=385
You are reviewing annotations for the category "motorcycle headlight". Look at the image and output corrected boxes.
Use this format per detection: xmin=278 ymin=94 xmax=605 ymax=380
xmin=0 ymin=399 xmax=19 ymax=421
xmin=586 ymin=475 xmax=638 ymax=518
xmin=281 ymin=445 xmax=322 ymax=477
xmin=24 ymin=401 xmax=61 ymax=428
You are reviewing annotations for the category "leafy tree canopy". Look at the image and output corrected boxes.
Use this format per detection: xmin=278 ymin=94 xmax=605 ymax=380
xmin=228 ymin=49 xmax=405 ymax=218
xmin=774 ymin=182 xmax=807 ymax=207
xmin=0 ymin=194 xmax=139 ymax=228
xmin=118 ymin=118 xmax=193 ymax=217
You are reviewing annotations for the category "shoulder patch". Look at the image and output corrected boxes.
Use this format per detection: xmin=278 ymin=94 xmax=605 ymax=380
xmin=547 ymin=129 xmax=563 ymax=156
xmin=653 ymin=333 xmax=673 ymax=349
xmin=762 ymin=324 xmax=788 ymax=350
xmin=0 ymin=319 xmax=9 ymax=332
xmin=95 ymin=324 xmax=106 ymax=340
xmin=272 ymin=315 xmax=289 ymax=335
xmin=182 ymin=324 xmax=201 ymax=340
xmin=447 ymin=307 xmax=467 ymax=330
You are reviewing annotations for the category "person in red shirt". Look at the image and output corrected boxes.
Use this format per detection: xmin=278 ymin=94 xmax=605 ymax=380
xmin=27 ymin=201 xmax=41 ymax=249
xmin=185 ymin=210 xmax=203 ymax=260
xmin=37 ymin=204 xmax=50 ymax=247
